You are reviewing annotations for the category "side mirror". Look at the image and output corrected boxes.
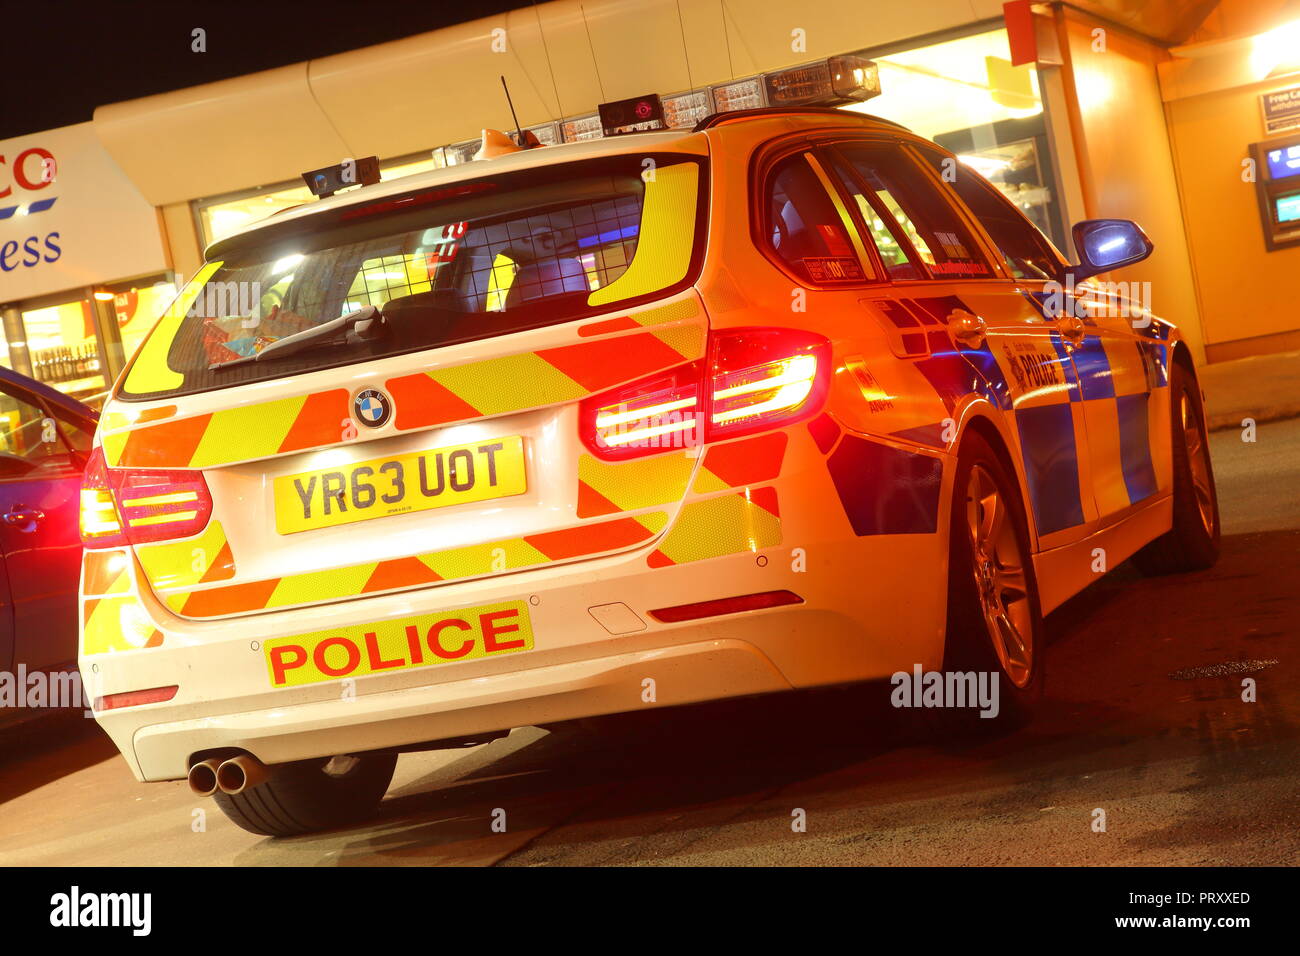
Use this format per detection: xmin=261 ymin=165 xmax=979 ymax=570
xmin=1063 ymin=218 xmax=1153 ymax=283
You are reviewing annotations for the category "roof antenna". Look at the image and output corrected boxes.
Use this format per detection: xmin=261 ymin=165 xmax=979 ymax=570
xmin=501 ymin=75 xmax=524 ymax=146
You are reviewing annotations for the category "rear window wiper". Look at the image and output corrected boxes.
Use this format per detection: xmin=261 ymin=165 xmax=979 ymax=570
xmin=209 ymin=306 xmax=381 ymax=371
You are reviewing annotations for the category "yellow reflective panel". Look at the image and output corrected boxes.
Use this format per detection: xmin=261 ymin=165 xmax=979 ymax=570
xmin=122 ymin=261 xmax=223 ymax=395
xmin=588 ymin=162 xmax=698 ymax=307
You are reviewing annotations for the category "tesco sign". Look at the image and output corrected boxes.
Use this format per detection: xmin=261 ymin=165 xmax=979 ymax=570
xmin=0 ymin=145 xmax=63 ymax=274
xmin=0 ymin=122 xmax=166 ymax=302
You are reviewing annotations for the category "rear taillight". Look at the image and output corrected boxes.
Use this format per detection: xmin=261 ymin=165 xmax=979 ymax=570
xmin=581 ymin=362 xmax=705 ymax=461
xmin=708 ymin=329 xmax=830 ymax=441
xmin=80 ymin=446 xmax=213 ymax=549
xmin=580 ymin=328 xmax=831 ymax=460
xmin=80 ymin=447 xmax=125 ymax=547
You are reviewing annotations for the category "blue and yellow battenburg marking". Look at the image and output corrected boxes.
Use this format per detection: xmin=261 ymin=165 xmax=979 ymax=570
xmin=824 ymin=293 xmax=1173 ymax=540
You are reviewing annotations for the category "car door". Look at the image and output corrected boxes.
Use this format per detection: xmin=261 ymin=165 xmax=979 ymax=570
xmin=909 ymin=143 xmax=1164 ymax=529
xmin=824 ymin=137 xmax=1096 ymax=548
xmin=1064 ymin=280 xmax=1170 ymax=523
xmin=0 ymin=381 xmax=93 ymax=673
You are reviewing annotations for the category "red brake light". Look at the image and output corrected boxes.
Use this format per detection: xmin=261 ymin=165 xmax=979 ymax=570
xmin=80 ymin=446 xmax=126 ymax=548
xmin=580 ymin=328 xmax=831 ymax=460
xmin=707 ymin=328 xmax=831 ymax=441
xmin=80 ymin=446 xmax=213 ymax=549
xmin=580 ymin=361 xmax=704 ymax=461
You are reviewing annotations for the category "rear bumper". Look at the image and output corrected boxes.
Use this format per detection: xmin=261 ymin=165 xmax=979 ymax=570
xmin=133 ymin=637 xmax=793 ymax=779
xmin=82 ymin=522 xmax=949 ymax=782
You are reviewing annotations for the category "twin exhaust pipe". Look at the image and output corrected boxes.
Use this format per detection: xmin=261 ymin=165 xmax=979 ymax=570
xmin=187 ymin=754 xmax=270 ymax=796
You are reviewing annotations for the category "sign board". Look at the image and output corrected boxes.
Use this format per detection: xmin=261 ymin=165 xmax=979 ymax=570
xmin=1261 ymin=86 xmax=1300 ymax=135
xmin=0 ymin=122 xmax=168 ymax=303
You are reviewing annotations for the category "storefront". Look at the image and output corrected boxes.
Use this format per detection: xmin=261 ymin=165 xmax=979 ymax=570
xmin=178 ymin=19 xmax=1070 ymax=267
xmin=0 ymin=122 xmax=173 ymax=408
xmin=3 ymin=0 xmax=1297 ymax=378
xmin=1159 ymin=10 xmax=1300 ymax=361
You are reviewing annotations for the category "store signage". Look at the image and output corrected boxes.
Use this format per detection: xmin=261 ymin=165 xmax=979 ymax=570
xmin=0 ymin=122 xmax=167 ymax=302
xmin=1261 ymin=85 xmax=1300 ymax=135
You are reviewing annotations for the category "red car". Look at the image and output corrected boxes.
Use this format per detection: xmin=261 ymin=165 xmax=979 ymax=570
xmin=0 ymin=367 xmax=97 ymax=723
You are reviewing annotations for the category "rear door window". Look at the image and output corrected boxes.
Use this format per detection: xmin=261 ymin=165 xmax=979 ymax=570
xmin=833 ymin=143 xmax=994 ymax=280
xmin=914 ymin=145 xmax=1063 ymax=280
xmin=120 ymin=154 xmax=706 ymax=401
xmin=763 ymin=153 xmax=869 ymax=285
xmin=825 ymin=152 xmax=924 ymax=280
xmin=0 ymin=389 xmax=80 ymax=481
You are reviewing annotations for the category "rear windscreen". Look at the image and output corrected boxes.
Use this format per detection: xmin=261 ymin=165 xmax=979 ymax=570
xmin=120 ymin=153 xmax=706 ymax=401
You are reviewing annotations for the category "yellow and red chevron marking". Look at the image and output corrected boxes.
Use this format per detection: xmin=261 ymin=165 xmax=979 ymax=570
xmin=577 ymin=298 xmax=700 ymax=337
xmin=386 ymin=324 xmax=704 ymax=431
xmin=82 ymin=595 xmax=163 ymax=655
xmin=135 ymin=521 xmax=236 ymax=591
xmin=82 ymin=549 xmax=132 ymax=597
xmin=691 ymin=433 xmax=788 ymax=494
xmin=576 ymin=451 xmax=696 ymax=518
xmin=101 ymin=390 xmax=351 ymax=469
xmin=163 ymin=512 xmax=669 ymax=619
xmin=647 ymin=487 xmax=781 ymax=567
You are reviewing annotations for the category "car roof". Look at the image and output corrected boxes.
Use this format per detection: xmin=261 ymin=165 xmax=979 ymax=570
xmin=0 ymin=366 xmax=97 ymax=423
xmin=209 ymin=110 xmax=908 ymax=256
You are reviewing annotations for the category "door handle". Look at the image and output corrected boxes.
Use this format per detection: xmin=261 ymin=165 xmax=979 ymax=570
xmin=3 ymin=506 xmax=45 ymax=528
xmin=947 ymin=309 xmax=986 ymax=348
xmin=1056 ymin=315 xmax=1087 ymax=347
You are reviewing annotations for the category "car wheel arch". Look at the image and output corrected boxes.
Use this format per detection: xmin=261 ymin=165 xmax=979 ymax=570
xmin=951 ymin=410 xmax=1042 ymax=553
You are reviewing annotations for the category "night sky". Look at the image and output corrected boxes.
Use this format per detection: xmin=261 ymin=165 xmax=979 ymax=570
xmin=4 ymin=0 xmax=527 ymax=139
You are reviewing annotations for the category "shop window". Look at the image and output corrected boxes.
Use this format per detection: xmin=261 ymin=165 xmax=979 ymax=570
xmin=112 ymin=280 xmax=179 ymax=363
xmin=20 ymin=299 xmax=106 ymax=400
xmin=914 ymin=145 xmax=1062 ymax=280
xmin=838 ymin=28 xmax=1065 ymax=249
xmin=764 ymin=154 xmax=866 ymax=284
xmin=833 ymin=144 xmax=994 ymax=280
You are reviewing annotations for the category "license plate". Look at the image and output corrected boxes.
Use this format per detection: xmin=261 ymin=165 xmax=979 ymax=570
xmin=264 ymin=600 xmax=534 ymax=687
xmin=274 ymin=435 xmax=527 ymax=534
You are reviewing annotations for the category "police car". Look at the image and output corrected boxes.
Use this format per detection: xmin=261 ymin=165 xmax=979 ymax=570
xmin=79 ymin=106 xmax=1218 ymax=836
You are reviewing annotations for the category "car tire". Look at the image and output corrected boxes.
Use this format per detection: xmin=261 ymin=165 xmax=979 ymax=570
xmin=213 ymin=752 xmax=397 ymax=837
xmin=929 ymin=431 xmax=1046 ymax=736
xmin=1132 ymin=360 xmax=1220 ymax=575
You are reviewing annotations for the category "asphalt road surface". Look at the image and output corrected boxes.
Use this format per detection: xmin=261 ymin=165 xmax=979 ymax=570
xmin=2 ymin=420 xmax=1297 ymax=866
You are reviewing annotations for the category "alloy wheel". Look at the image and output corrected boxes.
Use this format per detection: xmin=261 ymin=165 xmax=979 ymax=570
xmin=965 ymin=464 xmax=1034 ymax=688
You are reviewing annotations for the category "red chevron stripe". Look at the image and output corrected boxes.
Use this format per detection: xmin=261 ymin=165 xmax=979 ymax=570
xmin=537 ymin=332 xmax=689 ymax=392
xmin=387 ymin=372 xmax=483 ymax=429
xmin=525 ymin=516 xmax=653 ymax=560
xmin=117 ymin=413 xmax=212 ymax=468
xmin=278 ymin=389 xmax=351 ymax=453
xmin=576 ymin=479 xmax=621 ymax=518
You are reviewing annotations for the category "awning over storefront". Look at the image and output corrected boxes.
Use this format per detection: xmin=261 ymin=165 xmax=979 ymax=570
xmin=93 ymin=0 xmax=1013 ymax=207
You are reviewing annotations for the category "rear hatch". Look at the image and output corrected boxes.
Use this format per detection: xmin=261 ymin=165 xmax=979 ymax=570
xmin=89 ymin=143 xmax=713 ymax=619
